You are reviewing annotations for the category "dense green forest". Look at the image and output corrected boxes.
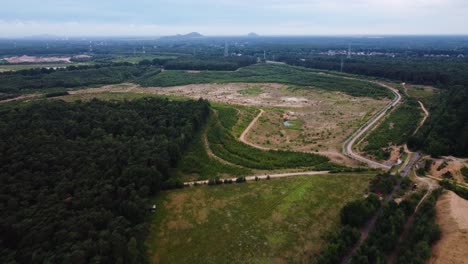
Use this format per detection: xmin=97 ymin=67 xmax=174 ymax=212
xmin=0 ymin=63 xmax=160 ymax=94
xmin=0 ymin=98 xmax=210 ymax=263
xmin=279 ymin=55 xmax=468 ymax=87
xmin=409 ymin=87 xmax=468 ymax=156
xmin=348 ymin=190 xmax=441 ymax=264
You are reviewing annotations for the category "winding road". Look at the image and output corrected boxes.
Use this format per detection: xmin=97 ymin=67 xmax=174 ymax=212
xmin=342 ymin=82 xmax=402 ymax=170
xmin=185 ymin=79 xmax=403 ymax=186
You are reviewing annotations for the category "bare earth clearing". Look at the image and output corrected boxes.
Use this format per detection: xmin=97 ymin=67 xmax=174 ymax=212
xmin=430 ymin=191 xmax=468 ymax=264
xmin=74 ymin=83 xmax=387 ymax=165
xmin=429 ymin=158 xmax=467 ymax=184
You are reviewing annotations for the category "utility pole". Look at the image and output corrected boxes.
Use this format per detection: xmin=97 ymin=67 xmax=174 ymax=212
xmin=263 ymin=50 xmax=266 ymax=61
xmin=340 ymin=57 xmax=344 ymax=72
xmin=224 ymin=41 xmax=229 ymax=57
xmin=347 ymin=44 xmax=351 ymax=59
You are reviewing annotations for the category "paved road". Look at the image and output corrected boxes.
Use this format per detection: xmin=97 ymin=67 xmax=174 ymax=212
xmin=342 ymin=82 xmax=402 ymax=170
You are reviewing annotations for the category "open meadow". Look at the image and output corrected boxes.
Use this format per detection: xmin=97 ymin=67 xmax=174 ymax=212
xmin=147 ymin=173 xmax=374 ymax=264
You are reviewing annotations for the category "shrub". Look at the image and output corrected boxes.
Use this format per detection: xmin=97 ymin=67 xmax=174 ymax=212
xmin=236 ymin=177 xmax=246 ymax=183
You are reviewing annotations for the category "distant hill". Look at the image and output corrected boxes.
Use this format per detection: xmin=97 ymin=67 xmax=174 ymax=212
xmin=161 ymin=32 xmax=204 ymax=40
xmin=247 ymin=32 xmax=260 ymax=37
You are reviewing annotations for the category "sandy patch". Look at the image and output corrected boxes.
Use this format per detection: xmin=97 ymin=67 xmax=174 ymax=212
xmin=430 ymin=191 xmax=468 ymax=264
xmin=430 ymin=158 xmax=465 ymax=183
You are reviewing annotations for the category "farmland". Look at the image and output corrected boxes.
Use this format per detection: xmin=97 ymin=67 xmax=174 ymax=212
xmin=147 ymin=173 xmax=373 ymax=264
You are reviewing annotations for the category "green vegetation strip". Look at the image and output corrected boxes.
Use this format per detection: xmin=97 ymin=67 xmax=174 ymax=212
xmin=147 ymin=173 xmax=373 ymax=264
xmin=363 ymin=99 xmax=422 ymax=159
xmin=144 ymin=64 xmax=391 ymax=99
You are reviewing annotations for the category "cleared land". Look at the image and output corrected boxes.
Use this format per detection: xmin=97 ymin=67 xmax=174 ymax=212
xmin=430 ymin=191 xmax=468 ymax=264
xmin=120 ymin=82 xmax=387 ymax=165
xmin=147 ymin=173 xmax=373 ymax=264
xmin=428 ymin=157 xmax=468 ymax=184
xmin=404 ymin=84 xmax=439 ymax=107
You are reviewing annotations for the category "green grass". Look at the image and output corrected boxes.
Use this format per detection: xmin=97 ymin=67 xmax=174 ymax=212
xmin=284 ymin=119 xmax=304 ymax=131
xmin=175 ymin=127 xmax=252 ymax=181
xmin=363 ymin=99 xmax=422 ymax=159
xmin=147 ymin=173 xmax=374 ymax=263
xmin=406 ymin=85 xmax=439 ymax=107
xmin=238 ymin=85 xmax=263 ymax=95
xmin=461 ymin=167 xmax=468 ymax=182
xmin=207 ymin=107 xmax=337 ymax=170
xmin=139 ymin=64 xmax=391 ymax=99
xmin=213 ymin=103 xmax=260 ymax=138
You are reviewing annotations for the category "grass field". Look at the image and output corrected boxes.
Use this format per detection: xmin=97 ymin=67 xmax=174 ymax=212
xmin=405 ymin=84 xmax=439 ymax=107
xmin=147 ymin=173 xmax=373 ymax=264
xmin=238 ymin=84 xmax=264 ymax=95
xmin=139 ymin=64 xmax=391 ymax=99
xmin=175 ymin=125 xmax=252 ymax=181
xmin=361 ymin=99 xmax=422 ymax=160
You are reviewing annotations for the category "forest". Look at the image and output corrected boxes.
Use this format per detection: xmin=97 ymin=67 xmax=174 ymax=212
xmin=0 ymin=63 xmax=160 ymax=94
xmin=0 ymin=97 xmax=210 ymax=263
xmin=409 ymin=86 xmax=468 ymax=156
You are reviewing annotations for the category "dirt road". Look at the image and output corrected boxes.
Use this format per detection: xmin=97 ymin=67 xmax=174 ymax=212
xmin=413 ymin=101 xmax=429 ymax=135
xmin=184 ymin=170 xmax=330 ymax=186
xmin=342 ymin=82 xmax=402 ymax=170
xmin=238 ymin=109 xmax=269 ymax=150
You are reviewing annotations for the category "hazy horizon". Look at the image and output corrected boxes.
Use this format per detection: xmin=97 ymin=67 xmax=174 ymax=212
xmin=0 ymin=0 xmax=467 ymax=37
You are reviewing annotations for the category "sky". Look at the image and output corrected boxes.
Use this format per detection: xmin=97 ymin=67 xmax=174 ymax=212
xmin=0 ymin=0 xmax=467 ymax=37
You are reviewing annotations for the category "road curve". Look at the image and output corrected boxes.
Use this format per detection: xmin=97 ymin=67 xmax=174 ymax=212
xmin=239 ymin=109 xmax=269 ymax=150
xmin=342 ymin=82 xmax=402 ymax=170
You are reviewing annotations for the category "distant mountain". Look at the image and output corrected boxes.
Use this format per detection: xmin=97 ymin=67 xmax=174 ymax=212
xmin=161 ymin=32 xmax=204 ymax=40
xmin=247 ymin=32 xmax=260 ymax=37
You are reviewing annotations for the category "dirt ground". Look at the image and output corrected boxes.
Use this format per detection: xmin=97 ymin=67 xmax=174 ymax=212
xmin=429 ymin=158 xmax=467 ymax=183
xmin=430 ymin=191 xmax=468 ymax=264
xmin=71 ymin=82 xmax=388 ymax=166
xmin=5 ymin=55 xmax=72 ymax=63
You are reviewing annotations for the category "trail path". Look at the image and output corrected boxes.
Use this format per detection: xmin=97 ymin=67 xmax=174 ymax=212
xmin=238 ymin=109 xmax=269 ymax=150
xmin=413 ymin=101 xmax=429 ymax=135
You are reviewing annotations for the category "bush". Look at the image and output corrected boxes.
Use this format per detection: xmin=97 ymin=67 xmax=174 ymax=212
xmin=340 ymin=194 xmax=381 ymax=227
xmin=369 ymin=173 xmax=397 ymax=194
xmin=45 ymin=91 xmax=69 ymax=98
xmin=236 ymin=177 xmax=246 ymax=183
xmin=316 ymin=226 xmax=361 ymax=264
